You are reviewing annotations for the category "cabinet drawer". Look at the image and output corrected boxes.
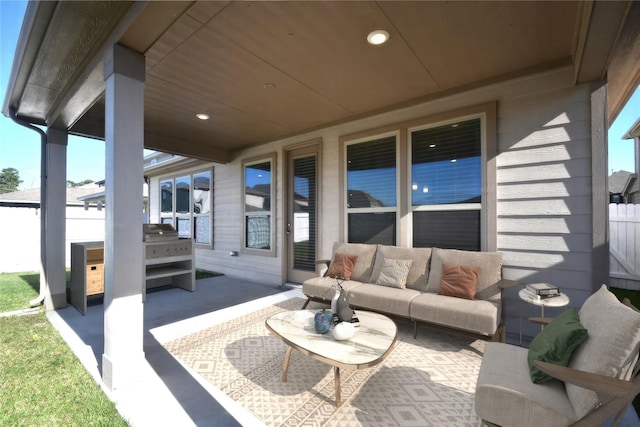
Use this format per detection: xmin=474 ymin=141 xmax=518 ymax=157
xmin=86 ymin=264 xmax=104 ymax=295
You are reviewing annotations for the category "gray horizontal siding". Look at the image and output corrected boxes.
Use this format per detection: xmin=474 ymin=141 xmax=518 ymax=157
xmin=496 ymin=82 xmax=595 ymax=344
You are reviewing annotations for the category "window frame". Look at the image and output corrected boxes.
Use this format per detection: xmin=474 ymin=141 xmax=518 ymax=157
xmin=242 ymin=153 xmax=277 ymax=257
xmin=159 ymin=167 xmax=213 ymax=249
xmin=339 ymin=103 xmax=497 ymax=251
xmin=409 ymin=115 xmax=486 ymax=250
xmin=342 ymin=131 xmax=401 ymax=245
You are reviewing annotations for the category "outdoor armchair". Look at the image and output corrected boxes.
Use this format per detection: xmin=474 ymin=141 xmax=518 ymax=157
xmin=475 ymin=285 xmax=640 ymax=427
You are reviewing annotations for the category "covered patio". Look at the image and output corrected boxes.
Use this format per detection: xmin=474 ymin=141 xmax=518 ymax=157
xmin=47 ymin=275 xmax=640 ymax=426
xmin=4 ymin=1 xmax=640 ymax=419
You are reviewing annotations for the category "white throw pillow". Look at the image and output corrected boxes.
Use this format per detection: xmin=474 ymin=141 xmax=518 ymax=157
xmin=376 ymin=258 xmax=413 ymax=289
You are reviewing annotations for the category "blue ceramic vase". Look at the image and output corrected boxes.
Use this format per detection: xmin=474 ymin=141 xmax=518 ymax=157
xmin=314 ymin=309 xmax=332 ymax=334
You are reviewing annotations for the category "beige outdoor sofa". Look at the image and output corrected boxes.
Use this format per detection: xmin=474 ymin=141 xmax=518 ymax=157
xmin=301 ymin=242 xmax=517 ymax=342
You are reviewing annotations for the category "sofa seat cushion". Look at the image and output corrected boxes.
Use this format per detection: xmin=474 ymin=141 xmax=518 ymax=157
xmin=370 ymin=245 xmax=432 ymax=292
xmin=410 ymin=292 xmax=499 ymax=336
xmin=302 ymin=277 xmax=363 ymax=302
xmin=475 ymin=343 xmax=577 ymax=427
xmin=426 ymin=248 xmax=503 ymax=301
xmin=348 ymin=284 xmax=421 ymax=318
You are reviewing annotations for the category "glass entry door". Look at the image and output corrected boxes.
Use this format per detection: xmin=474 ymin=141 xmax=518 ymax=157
xmin=286 ymin=145 xmax=318 ymax=284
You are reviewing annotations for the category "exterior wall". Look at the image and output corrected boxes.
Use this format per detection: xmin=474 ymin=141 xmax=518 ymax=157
xmin=496 ymin=82 xmax=595 ymax=342
xmin=0 ymin=205 xmax=105 ymax=273
xmin=148 ymin=66 xmax=602 ymax=344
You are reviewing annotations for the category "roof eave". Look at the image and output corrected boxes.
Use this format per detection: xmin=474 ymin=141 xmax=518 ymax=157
xmin=1 ymin=1 xmax=57 ymax=120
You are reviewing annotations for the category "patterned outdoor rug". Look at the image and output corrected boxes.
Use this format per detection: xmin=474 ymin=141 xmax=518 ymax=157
xmin=163 ymin=298 xmax=487 ymax=427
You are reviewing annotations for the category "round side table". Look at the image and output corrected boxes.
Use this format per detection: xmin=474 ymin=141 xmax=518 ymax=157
xmin=518 ymin=288 xmax=570 ymax=318
xmin=518 ymin=287 xmax=570 ymax=344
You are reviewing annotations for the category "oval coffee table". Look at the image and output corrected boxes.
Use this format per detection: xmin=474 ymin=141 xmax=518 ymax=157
xmin=265 ymin=309 xmax=397 ymax=407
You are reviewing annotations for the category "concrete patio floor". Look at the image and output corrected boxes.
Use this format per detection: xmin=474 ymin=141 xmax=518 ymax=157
xmin=46 ymin=275 xmax=640 ymax=427
xmin=48 ymin=276 xmax=298 ymax=426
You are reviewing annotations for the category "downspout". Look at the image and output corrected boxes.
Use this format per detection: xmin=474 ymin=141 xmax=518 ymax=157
xmin=9 ymin=108 xmax=48 ymax=307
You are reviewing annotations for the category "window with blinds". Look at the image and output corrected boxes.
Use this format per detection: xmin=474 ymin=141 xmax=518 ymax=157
xmin=346 ymin=135 xmax=397 ymax=245
xmin=341 ymin=113 xmax=487 ymax=251
xmin=292 ymin=156 xmax=316 ymax=271
xmin=159 ymin=168 xmax=213 ymax=247
xmin=411 ymin=118 xmax=482 ymax=250
xmin=242 ymin=153 xmax=276 ymax=256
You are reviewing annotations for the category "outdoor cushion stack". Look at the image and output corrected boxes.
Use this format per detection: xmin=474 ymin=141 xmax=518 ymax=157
xmin=302 ymin=242 xmax=517 ymax=341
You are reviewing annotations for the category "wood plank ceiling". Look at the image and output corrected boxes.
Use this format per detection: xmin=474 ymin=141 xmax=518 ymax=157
xmin=8 ymin=1 xmax=635 ymax=162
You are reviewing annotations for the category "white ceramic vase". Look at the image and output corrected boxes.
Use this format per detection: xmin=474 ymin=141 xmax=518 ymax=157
xmin=332 ymin=321 xmax=356 ymax=341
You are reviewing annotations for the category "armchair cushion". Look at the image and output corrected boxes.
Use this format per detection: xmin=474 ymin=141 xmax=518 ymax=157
xmin=527 ymin=307 xmax=588 ymax=383
xmin=566 ymin=285 xmax=640 ymax=419
xmin=475 ymin=343 xmax=577 ymax=427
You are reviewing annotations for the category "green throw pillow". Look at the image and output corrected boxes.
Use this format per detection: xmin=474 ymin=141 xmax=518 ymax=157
xmin=527 ymin=307 xmax=588 ymax=383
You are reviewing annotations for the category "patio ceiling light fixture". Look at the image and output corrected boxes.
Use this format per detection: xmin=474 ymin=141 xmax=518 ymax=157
xmin=196 ymin=113 xmax=210 ymax=120
xmin=367 ymin=30 xmax=389 ymax=45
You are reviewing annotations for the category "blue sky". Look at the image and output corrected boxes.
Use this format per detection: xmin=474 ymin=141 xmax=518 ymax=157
xmin=1 ymin=1 xmax=638 ymax=190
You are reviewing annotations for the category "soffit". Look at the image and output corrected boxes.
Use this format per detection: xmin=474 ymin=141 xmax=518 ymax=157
xmin=5 ymin=1 xmax=636 ymax=162
xmin=127 ymin=0 xmax=583 ymax=158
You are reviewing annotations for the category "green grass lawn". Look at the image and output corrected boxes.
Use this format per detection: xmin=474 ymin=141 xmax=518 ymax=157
xmin=0 ymin=271 xmax=40 ymax=312
xmin=0 ymin=271 xmax=128 ymax=426
xmin=0 ymin=269 xmax=222 ymax=426
xmin=0 ymin=312 xmax=129 ymax=426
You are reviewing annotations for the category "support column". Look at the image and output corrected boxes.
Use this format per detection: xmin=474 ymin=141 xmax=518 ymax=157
xmin=102 ymin=44 xmax=145 ymax=390
xmin=43 ymin=128 xmax=68 ymax=309
xmin=591 ymin=81 xmax=609 ymax=292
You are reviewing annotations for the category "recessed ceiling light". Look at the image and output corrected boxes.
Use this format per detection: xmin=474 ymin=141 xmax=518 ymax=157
xmin=196 ymin=113 xmax=210 ymax=120
xmin=367 ymin=30 xmax=389 ymax=45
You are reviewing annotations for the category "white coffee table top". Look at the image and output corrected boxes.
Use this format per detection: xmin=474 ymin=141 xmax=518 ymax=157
xmin=266 ymin=309 xmax=397 ymax=369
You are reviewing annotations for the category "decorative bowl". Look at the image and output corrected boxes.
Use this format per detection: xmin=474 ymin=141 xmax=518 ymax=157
xmin=332 ymin=321 xmax=356 ymax=341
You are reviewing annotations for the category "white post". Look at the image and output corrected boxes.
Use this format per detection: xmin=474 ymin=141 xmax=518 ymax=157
xmin=43 ymin=128 xmax=68 ymax=309
xmin=102 ymin=43 xmax=145 ymax=390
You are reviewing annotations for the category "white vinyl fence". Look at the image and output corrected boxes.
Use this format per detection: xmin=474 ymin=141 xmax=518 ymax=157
xmin=610 ymin=204 xmax=640 ymax=290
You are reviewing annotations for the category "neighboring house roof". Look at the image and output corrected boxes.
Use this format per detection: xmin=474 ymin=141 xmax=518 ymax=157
xmin=609 ymin=170 xmax=636 ymax=194
xmin=623 ymin=117 xmax=640 ymax=139
xmin=0 ymin=184 xmax=102 ymax=207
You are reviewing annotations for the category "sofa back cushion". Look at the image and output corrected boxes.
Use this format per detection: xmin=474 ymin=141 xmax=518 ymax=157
xmin=331 ymin=242 xmax=377 ymax=283
xmin=566 ymin=285 xmax=640 ymax=419
xmin=425 ymin=248 xmax=503 ymax=301
xmin=370 ymin=245 xmax=432 ymax=291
